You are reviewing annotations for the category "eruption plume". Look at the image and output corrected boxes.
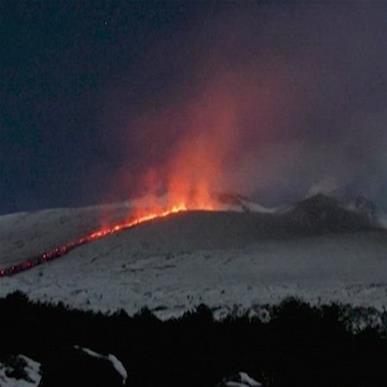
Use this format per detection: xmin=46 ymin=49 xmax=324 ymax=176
xmin=117 ymin=76 xmax=243 ymax=222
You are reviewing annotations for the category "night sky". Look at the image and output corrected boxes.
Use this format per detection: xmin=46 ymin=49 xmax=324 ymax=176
xmin=1 ymin=1 xmax=387 ymax=215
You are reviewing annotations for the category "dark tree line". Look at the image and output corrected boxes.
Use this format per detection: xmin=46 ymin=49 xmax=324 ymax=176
xmin=1 ymin=291 xmax=387 ymax=387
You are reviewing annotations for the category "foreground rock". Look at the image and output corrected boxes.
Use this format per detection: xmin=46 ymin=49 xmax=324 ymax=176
xmin=217 ymin=372 xmax=263 ymax=387
xmin=38 ymin=346 xmax=127 ymax=387
xmin=0 ymin=355 xmax=41 ymax=387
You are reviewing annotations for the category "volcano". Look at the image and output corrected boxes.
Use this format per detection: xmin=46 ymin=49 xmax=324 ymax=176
xmin=1 ymin=194 xmax=387 ymax=317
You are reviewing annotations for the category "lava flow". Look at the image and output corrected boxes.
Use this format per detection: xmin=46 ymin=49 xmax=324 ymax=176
xmin=0 ymin=134 xmax=224 ymax=277
xmin=0 ymin=81 xmax=240 ymax=277
xmin=0 ymin=193 xmax=221 ymax=278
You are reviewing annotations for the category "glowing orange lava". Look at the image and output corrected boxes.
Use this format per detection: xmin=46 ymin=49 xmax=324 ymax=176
xmin=0 ymin=79 xmax=241 ymax=277
xmin=87 ymin=203 xmax=191 ymax=241
xmin=89 ymin=192 xmax=219 ymax=242
xmin=0 ymin=203 xmax=208 ymax=277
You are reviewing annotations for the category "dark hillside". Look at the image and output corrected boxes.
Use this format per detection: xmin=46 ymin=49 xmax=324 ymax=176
xmin=1 ymin=292 xmax=387 ymax=387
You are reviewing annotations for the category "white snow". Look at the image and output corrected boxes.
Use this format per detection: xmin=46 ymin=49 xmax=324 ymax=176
xmin=239 ymin=372 xmax=262 ymax=386
xmin=221 ymin=371 xmax=262 ymax=387
xmin=73 ymin=345 xmax=127 ymax=384
xmin=1 ymin=201 xmax=387 ymax=318
xmin=0 ymin=202 xmax=135 ymax=268
xmin=0 ymin=355 xmax=41 ymax=387
xmin=106 ymin=355 xmax=128 ymax=385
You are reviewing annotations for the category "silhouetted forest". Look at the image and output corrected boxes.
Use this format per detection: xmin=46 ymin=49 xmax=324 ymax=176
xmin=1 ymin=292 xmax=387 ymax=387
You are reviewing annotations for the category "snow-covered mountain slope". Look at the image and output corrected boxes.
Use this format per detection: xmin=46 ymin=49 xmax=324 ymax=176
xmin=0 ymin=202 xmax=132 ymax=268
xmin=0 ymin=196 xmax=276 ymax=271
xmin=1 ymin=195 xmax=386 ymax=317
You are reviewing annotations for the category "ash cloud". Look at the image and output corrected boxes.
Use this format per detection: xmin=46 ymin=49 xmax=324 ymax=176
xmin=2 ymin=1 xmax=387 ymax=213
xmin=106 ymin=2 xmax=387 ymax=207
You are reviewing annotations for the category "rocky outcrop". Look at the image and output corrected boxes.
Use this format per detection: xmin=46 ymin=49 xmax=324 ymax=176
xmin=38 ymin=346 xmax=126 ymax=387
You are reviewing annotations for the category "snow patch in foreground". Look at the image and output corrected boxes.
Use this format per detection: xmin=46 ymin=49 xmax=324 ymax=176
xmin=73 ymin=345 xmax=127 ymax=385
xmin=218 ymin=371 xmax=262 ymax=386
xmin=0 ymin=355 xmax=41 ymax=387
